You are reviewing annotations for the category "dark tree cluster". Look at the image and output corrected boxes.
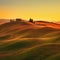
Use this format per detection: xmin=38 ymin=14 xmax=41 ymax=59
xmin=10 ymin=18 xmax=35 ymax=24
xmin=29 ymin=18 xmax=33 ymax=23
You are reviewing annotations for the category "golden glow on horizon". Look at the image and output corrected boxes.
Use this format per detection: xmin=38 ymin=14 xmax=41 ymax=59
xmin=1 ymin=8 xmax=60 ymax=22
xmin=0 ymin=0 xmax=60 ymax=22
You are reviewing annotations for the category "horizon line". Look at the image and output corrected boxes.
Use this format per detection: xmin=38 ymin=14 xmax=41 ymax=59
xmin=0 ymin=18 xmax=60 ymax=22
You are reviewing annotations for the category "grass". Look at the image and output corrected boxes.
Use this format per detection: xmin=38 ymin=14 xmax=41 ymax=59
xmin=0 ymin=43 xmax=60 ymax=60
xmin=0 ymin=35 xmax=10 ymax=40
xmin=45 ymin=54 xmax=60 ymax=60
xmin=0 ymin=39 xmax=41 ymax=51
xmin=0 ymin=23 xmax=60 ymax=60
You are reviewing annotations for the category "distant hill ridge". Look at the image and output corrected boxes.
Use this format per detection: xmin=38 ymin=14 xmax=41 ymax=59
xmin=0 ymin=19 xmax=60 ymax=40
xmin=0 ymin=19 xmax=60 ymax=30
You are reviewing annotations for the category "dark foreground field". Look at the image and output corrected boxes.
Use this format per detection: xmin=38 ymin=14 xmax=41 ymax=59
xmin=0 ymin=20 xmax=60 ymax=60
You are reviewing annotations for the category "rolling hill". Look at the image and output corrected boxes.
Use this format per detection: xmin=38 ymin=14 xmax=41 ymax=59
xmin=35 ymin=21 xmax=60 ymax=29
xmin=0 ymin=20 xmax=60 ymax=60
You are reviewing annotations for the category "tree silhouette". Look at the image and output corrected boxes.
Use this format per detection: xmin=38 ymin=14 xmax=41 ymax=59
xmin=29 ymin=18 xmax=33 ymax=23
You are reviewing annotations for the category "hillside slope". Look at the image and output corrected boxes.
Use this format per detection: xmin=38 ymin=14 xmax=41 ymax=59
xmin=0 ymin=20 xmax=60 ymax=60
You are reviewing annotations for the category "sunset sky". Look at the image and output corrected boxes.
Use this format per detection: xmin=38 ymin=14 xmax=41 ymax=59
xmin=0 ymin=0 xmax=60 ymax=22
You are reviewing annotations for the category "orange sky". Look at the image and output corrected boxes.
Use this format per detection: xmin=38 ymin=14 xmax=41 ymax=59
xmin=0 ymin=0 xmax=60 ymax=22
